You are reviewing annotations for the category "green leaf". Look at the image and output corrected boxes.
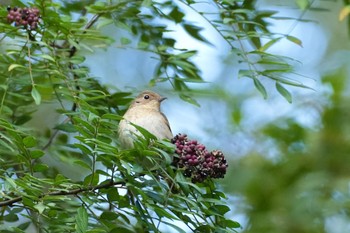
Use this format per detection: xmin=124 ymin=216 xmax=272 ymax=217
xmin=253 ymin=78 xmax=267 ymax=99
xmin=259 ymin=37 xmax=282 ymax=51
xmin=154 ymin=206 xmax=179 ymax=220
xmin=34 ymin=202 xmax=47 ymax=214
xmin=286 ymin=35 xmax=303 ymax=47
xmin=17 ymin=221 xmax=31 ymax=230
xmin=96 ymin=18 xmax=114 ymax=29
xmin=142 ymin=0 xmax=152 ymax=7
xmin=296 ymin=0 xmax=309 ymax=10
xmin=238 ymin=69 xmax=251 ymax=78
xmin=169 ymin=6 xmax=185 ymax=24
xmin=30 ymin=150 xmax=45 ymax=159
xmin=74 ymin=160 xmax=92 ymax=170
xmin=223 ymin=219 xmax=241 ymax=228
xmin=120 ymin=37 xmax=131 ymax=45
xmin=8 ymin=64 xmax=24 ymax=72
xmin=70 ymin=56 xmax=86 ymax=64
xmin=76 ymin=207 xmax=88 ymax=233
xmin=84 ymin=173 xmax=99 ymax=186
xmin=31 ymin=87 xmax=41 ymax=105
xmin=55 ymin=123 xmax=77 ymax=133
xmin=182 ymin=23 xmax=212 ymax=45
xmin=276 ymin=82 xmax=292 ymax=103
xmin=208 ymin=205 xmax=231 ymax=215
xmin=4 ymin=212 xmax=19 ymax=222
xmin=36 ymin=54 xmax=56 ymax=62
xmin=33 ymin=163 xmax=49 ymax=172
xmin=100 ymin=211 xmax=119 ymax=220
xmin=106 ymin=188 xmax=120 ymax=202
xmin=195 ymin=225 xmax=212 ymax=232
xmin=23 ymin=136 xmax=37 ymax=148
xmin=179 ymin=94 xmax=200 ymax=107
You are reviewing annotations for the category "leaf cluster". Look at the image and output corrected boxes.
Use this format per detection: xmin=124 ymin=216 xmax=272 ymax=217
xmin=0 ymin=0 xmax=311 ymax=232
xmin=0 ymin=1 xmax=240 ymax=232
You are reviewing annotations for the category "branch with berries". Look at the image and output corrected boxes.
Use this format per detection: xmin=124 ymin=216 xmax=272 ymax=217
xmin=7 ymin=6 xmax=40 ymax=30
xmin=171 ymin=134 xmax=228 ymax=183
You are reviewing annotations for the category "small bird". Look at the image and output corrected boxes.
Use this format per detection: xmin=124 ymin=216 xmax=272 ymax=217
xmin=118 ymin=90 xmax=173 ymax=148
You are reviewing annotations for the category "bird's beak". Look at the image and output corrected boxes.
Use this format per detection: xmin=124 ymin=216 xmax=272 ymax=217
xmin=159 ymin=97 xmax=167 ymax=102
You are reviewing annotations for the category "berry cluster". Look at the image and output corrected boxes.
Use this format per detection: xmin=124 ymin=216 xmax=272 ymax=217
xmin=7 ymin=6 xmax=40 ymax=30
xmin=171 ymin=134 xmax=228 ymax=183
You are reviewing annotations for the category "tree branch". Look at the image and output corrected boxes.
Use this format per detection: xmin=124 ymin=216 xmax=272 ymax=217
xmin=0 ymin=180 xmax=125 ymax=207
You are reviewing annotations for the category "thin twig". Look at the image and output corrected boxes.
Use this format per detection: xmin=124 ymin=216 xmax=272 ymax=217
xmin=0 ymin=180 xmax=125 ymax=207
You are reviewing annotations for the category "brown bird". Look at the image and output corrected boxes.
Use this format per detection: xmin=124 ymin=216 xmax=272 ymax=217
xmin=118 ymin=90 xmax=173 ymax=148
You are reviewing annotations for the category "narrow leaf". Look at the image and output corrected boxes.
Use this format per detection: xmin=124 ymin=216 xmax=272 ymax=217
xmin=276 ymin=82 xmax=292 ymax=103
xmin=182 ymin=23 xmax=212 ymax=45
xmin=286 ymin=35 xmax=303 ymax=47
xmin=8 ymin=64 xmax=24 ymax=72
xmin=31 ymin=87 xmax=41 ymax=105
xmin=36 ymin=54 xmax=55 ymax=62
xmin=179 ymin=94 xmax=200 ymax=107
xmin=259 ymin=38 xmax=281 ymax=51
xmin=253 ymin=78 xmax=267 ymax=99
xmin=75 ymin=207 xmax=88 ymax=233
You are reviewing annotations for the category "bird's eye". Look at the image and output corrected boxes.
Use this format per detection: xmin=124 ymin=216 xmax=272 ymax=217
xmin=144 ymin=95 xmax=149 ymax=99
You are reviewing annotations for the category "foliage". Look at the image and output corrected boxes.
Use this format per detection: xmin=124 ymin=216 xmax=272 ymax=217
xmin=226 ymin=68 xmax=350 ymax=233
xmin=0 ymin=0 xmax=333 ymax=232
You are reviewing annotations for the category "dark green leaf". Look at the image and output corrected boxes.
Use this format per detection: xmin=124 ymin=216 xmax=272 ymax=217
xmin=84 ymin=173 xmax=99 ymax=186
xmin=208 ymin=205 xmax=230 ymax=215
xmin=154 ymin=206 xmax=179 ymax=220
xmin=182 ymin=23 xmax=212 ymax=45
xmin=106 ymin=188 xmax=120 ymax=202
xmin=17 ymin=221 xmax=31 ymax=230
xmin=3 ymin=212 xmax=19 ymax=222
xmin=223 ymin=219 xmax=241 ymax=228
xmin=195 ymin=225 xmax=212 ymax=232
xmin=100 ymin=211 xmax=119 ymax=220
xmin=169 ymin=6 xmax=185 ymax=23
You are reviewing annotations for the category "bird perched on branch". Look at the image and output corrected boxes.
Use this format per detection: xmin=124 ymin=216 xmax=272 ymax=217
xmin=118 ymin=90 xmax=173 ymax=148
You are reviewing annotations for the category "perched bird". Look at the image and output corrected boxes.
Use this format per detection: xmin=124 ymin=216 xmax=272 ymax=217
xmin=118 ymin=90 xmax=173 ymax=148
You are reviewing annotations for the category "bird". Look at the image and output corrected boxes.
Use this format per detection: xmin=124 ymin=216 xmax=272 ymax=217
xmin=118 ymin=90 xmax=173 ymax=149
